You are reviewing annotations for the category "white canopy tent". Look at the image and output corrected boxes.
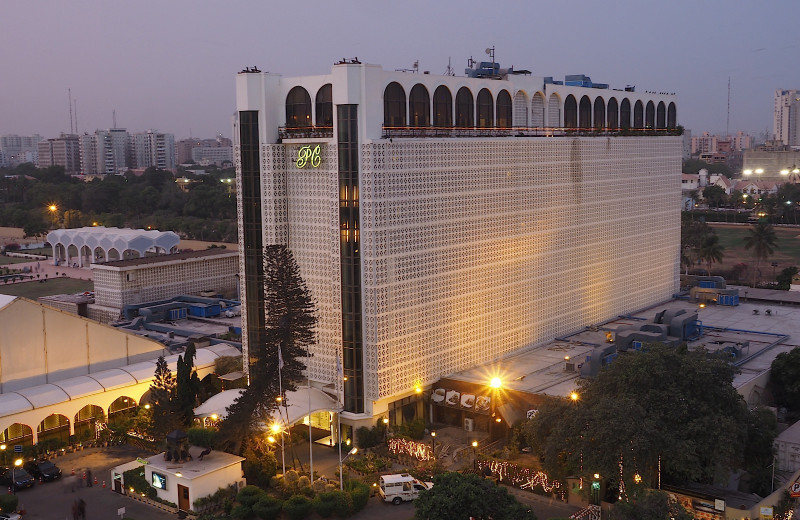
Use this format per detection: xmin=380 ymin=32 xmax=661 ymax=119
xmin=194 ymin=386 xmax=338 ymax=426
xmin=47 ymin=226 xmax=180 ymax=266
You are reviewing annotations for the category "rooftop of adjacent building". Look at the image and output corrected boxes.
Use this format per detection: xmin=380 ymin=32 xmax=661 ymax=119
xmin=446 ymin=288 xmax=800 ymax=400
xmin=94 ymin=247 xmax=237 ymax=269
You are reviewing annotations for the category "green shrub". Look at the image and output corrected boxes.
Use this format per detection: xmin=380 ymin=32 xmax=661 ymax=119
xmin=284 ymin=469 xmax=300 ymax=485
xmin=346 ymin=481 xmax=370 ymax=512
xmin=297 ymin=475 xmax=310 ymax=489
xmin=251 ymin=495 xmax=282 ymax=520
xmin=283 ymin=494 xmax=312 ymax=520
xmin=311 ymin=479 xmax=328 ymax=494
xmin=237 ymin=485 xmax=266 ymax=507
xmin=0 ymin=494 xmax=19 ymax=514
xmin=122 ymin=466 xmax=149 ymax=496
xmin=187 ymin=427 xmax=217 ymax=448
xmin=230 ymin=503 xmax=252 ymax=519
xmin=313 ymin=492 xmax=337 ymax=517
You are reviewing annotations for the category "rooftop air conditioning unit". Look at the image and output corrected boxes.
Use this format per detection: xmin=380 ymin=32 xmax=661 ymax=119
xmin=463 ymin=418 xmax=474 ymax=432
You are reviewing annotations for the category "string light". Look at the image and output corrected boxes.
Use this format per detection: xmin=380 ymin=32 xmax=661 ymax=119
xmin=476 ymin=460 xmax=563 ymax=497
xmin=388 ymin=437 xmax=434 ymax=461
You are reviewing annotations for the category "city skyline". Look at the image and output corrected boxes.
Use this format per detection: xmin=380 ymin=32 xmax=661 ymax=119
xmin=2 ymin=0 xmax=799 ymax=140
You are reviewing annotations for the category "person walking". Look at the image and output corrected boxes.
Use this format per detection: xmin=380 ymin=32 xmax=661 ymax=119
xmin=86 ymin=468 xmax=92 ymax=487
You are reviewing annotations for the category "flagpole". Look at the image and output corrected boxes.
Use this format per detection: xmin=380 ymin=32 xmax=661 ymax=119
xmin=278 ymin=345 xmax=285 ymax=475
xmin=308 ymin=347 xmax=313 ymax=483
xmin=337 ymin=355 xmax=343 ymax=491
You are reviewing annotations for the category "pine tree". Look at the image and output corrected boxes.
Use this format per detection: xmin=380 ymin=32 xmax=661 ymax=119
xmin=175 ymin=343 xmax=202 ymax=429
xmin=217 ymin=245 xmax=318 ymax=453
xmin=150 ymin=355 xmax=179 ymax=441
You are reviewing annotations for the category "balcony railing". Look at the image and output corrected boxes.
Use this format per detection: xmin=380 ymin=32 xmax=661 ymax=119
xmin=382 ymin=126 xmax=683 ymax=139
xmin=279 ymin=126 xmax=334 ymax=140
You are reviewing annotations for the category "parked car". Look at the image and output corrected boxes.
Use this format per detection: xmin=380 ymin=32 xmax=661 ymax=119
xmin=0 ymin=467 xmax=35 ymax=491
xmin=0 ymin=511 xmax=22 ymax=520
xmin=23 ymin=460 xmax=62 ymax=482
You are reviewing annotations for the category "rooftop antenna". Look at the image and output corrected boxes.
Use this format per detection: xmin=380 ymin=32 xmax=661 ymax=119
xmin=413 ymin=60 xmax=419 ymax=73
xmin=444 ymin=56 xmax=454 ymax=76
xmin=68 ymin=88 xmax=74 ymax=134
xmin=726 ymin=77 xmax=731 ymax=137
xmin=74 ymin=99 xmax=78 ymax=134
xmin=113 ymin=109 xmax=117 ymax=129
xmin=486 ymin=46 xmax=495 ymax=76
xmin=467 ymin=56 xmax=475 ymax=68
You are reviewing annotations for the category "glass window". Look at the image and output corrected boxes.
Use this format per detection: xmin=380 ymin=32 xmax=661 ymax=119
xmin=315 ymin=84 xmax=333 ymax=127
xmin=409 ymin=84 xmax=430 ymax=127
xmin=496 ymin=90 xmax=512 ymax=128
xmin=477 ymin=88 xmax=494 ymax=128
xmin=285 ymin=86 xmax=312 ymax=127
xmin=433 ymin=85 xmax=453 ymax=127
xmin=383 ymin=82 xmax=406 ymax=127
xmin=455 ymin=87 xmax=473 ymax=127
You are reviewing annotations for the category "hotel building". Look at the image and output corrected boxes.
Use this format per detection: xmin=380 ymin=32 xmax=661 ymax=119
xmin=234 ymin=60 xmax=681 ymax=431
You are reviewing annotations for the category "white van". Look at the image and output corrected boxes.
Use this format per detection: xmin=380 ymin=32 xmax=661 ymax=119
xmin=378 ymin=473 xmax=434 ymax=505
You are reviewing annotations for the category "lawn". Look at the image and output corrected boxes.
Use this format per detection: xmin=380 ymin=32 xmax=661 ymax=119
xmin=0 ymin=278 xmax=93 ymax=299
xmin=0 ymin=256 xmax=33 ymax=266
xmin=706 ymin=223 xmax=800 ymax=278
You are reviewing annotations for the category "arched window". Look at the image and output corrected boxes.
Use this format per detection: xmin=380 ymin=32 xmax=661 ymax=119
xmin=633 ymin=100 xmax=644 ymax=128
xmin=286 ymin=86 xmax=312 ymax=127
xmin=477 ymin=88 xmax=494 ymax=128
xmin=532 ymin=92 xmax=546 ymax=127
xmin=645 ymin=101 xmax=655 ymax=128
xmin=384 ymin=82 xmax=406 ymax=127
xmin=409 ymin=84 xmax=430 ymax=127
xmin=564 ymin=95 xmax=577 ymax=128
xmin=455 ymin=87 xmax=474 ymax=127
xmin=667 ymin=102 xmax=677 ymax=129
xmin=656 ymin=101 xmax=666 ymax=129
xmin=315 ymin=84 xmax=333 ymax=127
xmin=620 ymin=99 xmax=631 ymax=129
xmin=593 ymin=97 xmax=606 ymax=129
xmin=579 ymin=96 xmax=592 ymax=128
xmin=513 ymin=91 xmax=529 ymax=127
xmin=433 ymin=85 xmax=453 ymax=127
xmin=547 ymin=93 xmax=561 ymax=127
xmin=497 ymin=90 xmax=512 ymax=128
xmin=607 ymin=98 xmax=619 ymax=129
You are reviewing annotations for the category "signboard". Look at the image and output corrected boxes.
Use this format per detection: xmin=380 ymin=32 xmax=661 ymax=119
xmin=136 ymin=457 xmax=150 ymax=465
xmin=432 ymin=387 xmax=491 ymax=414
xmin=117 ymin=507 xmax=126 ymax=518
xmin=296 ymin=145 xmax=321 ymax=168
xmin=13 ymin=445 xmax=21 ymax=453
xmin=791 ymin=480 xmax=800 ymax=498
xmin=760 ymin=506 xmax=773 ymax=519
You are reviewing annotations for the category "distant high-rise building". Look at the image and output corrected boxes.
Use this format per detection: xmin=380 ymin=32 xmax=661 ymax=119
xmin=0 ymin=134 xmax=43 ymax=167
xmin=132 ymin=131 xmax=175 ymax=170
xmin=774 ymin=89 xmax=800 ymax=147
xmin=176 ymin=134 xmax=232 ymax=164
xmin=37 ymin=134 xmax=80 ymax=173
xmin=691 ymin=131 xmax=752 ymax=156
xmin=79 ymin=128 xmax=130 ymax=175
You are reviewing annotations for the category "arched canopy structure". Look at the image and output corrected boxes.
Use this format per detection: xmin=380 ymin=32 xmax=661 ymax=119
xmin=47 ymin=227 xmax=180 ymax=267
xmin=194 ymin=386 xmax=338 ymax=427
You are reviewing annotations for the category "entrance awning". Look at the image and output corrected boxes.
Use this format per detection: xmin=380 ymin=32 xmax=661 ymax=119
xmin=194 ymin=386 xmax=338 ymax=426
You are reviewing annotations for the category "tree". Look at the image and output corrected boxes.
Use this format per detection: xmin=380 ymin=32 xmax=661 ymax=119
xmin=611 ymin=489 xmax=693 ymax=520
xmin=22 ymin=218 xmax=48 ymax=239
xmin=150 ymin=356 xmax=180 ymax=441
xmin=413 ymin=472 xmax=536 ymax=520
xmin=526 ymin=344 xmax=750 ymax=488
xmin=216 ymin=245 xmax=317 ymax=454
xmin=770 ymin=347 xmax=800 ymax=418
xmin=776 ymin=266 xmax=798 ymax=290
xmin=743 ymin=221 xmax=778 ymax=287
xmin=175 ymin=343 xmax=202 ymax=428
xmin=696 ymin=233 xmax=724 ymax=275
xmin=702 ymin=185 xmax=727 ymax=209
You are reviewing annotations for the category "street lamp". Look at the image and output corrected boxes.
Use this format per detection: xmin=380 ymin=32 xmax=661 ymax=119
xmin=270 ymin=423 xmax=286 ymax=475
xmin=48 ymin=204 xmax=58 ymax=229
xmin=383 ymin=417 xmax=389 ymax=442
xmin=430 ymin=431 xmax=436 ymax=459
xmin=472 ymin=441 xmax=478 ymax=470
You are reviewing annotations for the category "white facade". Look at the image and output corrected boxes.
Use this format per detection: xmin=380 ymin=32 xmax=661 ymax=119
xmin=133 ymin=130 xmax=175 ymax=169
xmin=774 ymin=89 xmax=800 ymax=147
xmin=235 ymin=62 xmax=681 ymax=422
xmin=0 ymin=134 xmax=42 ymax=166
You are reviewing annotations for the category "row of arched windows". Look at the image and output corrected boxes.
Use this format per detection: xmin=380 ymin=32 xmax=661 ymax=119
xmin=283 ymin=82 xmax=678 ymax=131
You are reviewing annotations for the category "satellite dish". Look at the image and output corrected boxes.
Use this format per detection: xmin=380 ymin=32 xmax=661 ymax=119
xmin=485 ymin=48 xmax=492 ymax=55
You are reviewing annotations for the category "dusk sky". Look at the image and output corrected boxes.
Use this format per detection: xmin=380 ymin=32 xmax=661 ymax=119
xmin=2 ymin=0 xmax=798 ymax=140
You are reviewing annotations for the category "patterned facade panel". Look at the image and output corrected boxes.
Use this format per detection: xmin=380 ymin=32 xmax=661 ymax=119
xmin=358 ymin=137 xmax=681 ymax=401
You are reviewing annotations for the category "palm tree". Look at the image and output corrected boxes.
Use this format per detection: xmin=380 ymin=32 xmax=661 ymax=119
xmin=697 ymin=234 xmax=724 ymax=276
xmin=743 ymin=222 xmax=778 ymax=287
